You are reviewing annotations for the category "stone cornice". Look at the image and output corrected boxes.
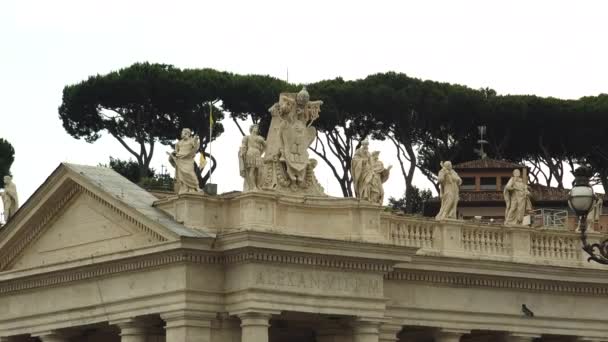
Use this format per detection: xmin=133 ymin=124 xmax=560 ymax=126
xmin=408 ymin=254 xmax=608 ymax=283
xmin=215 ymin=230 xmax=417 ymax=263
xmin=224 ymin=248 xmax=394 ymax=272
xmin=0 ymin=241 xmax=401 ymax=294
xmin=387 ymin=268 xmax=608 ymax=295
xmin=153 ymin=191 xmax=381 ymax=210
xmin=0 ymin=249 xmax=221 ymax=295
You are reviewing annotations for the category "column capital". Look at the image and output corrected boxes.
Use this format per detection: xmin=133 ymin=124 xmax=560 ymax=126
xmin=238 ymin=311 xmax=273 ymax=342
xmin=33 ymin=331 xmax=71 ymax=342
xmin=161 ymin=310 xmax=216 ymax=329
xmin=238 ymin=312 xmax=273 ymax=328
xmin=503 ymin=333 xmax=541 ymax=342
xmin=110 ymin=318 xmax=150 ymax=337
xmin=351 ymin=319 xmax=380 ymax=335
xmin=433 ymin=329 xmax=470 ymax=342
xmin=379 ymin=323 xmax=402 ymax=342
xmin=575 ymin=338 xmax=602 ymax=342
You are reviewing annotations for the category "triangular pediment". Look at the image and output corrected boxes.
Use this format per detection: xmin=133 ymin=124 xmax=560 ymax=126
xmin=9 ymin=191 xmax=161 ymax=270
xmin=0 ymin=164 xmax=211 ymax=272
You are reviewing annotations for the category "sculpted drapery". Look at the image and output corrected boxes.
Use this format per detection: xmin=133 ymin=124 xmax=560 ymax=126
xmin=352 ymin=143 xmax=391 ymax=205
xmin=168 ymin=128 xmax=200 ymax=194
xmin=351 ymin=140 xmax=371 ymax=199
xmin=504 ymin=169 xmax=531 ymax=226
xmin=1 ymin=175 xmax=18 ymax=220
xmin=239 ymin=124 xmax=266 ymax=191
xmin=435 ymin=161 xmax=462 ymax=221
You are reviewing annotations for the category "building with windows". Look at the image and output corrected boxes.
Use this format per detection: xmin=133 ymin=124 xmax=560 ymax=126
xmin=1 ymin=163 xmax=608 ymax=342
xmin=423 ymin=159 xmax=608 ymax=232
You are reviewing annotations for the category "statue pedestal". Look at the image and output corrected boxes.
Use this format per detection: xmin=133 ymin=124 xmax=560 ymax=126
xmin=153 ymin=191 xmax=387 ymax=243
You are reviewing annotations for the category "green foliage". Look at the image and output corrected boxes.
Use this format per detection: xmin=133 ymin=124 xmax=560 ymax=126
xmin=103 ymin=157 xmax=154 ymax=184
xmin=388 ymin=186 xmax=433 ymax=215
xmin=139 ymin=174 xmax=174 ymax=192
xmin=102 ymin=157 xmax=174 ymax=191
xmin=0 ymin=138 xmax=15 ymax=188
xmin=60 ymin=63 xmax=608 ymax=195
xmin=59 ymin=63 xmax=225 ymax=180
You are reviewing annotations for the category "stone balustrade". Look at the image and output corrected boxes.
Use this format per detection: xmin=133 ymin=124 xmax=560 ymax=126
xmin=153 ymin=192 xmax=605 ymax=269
xmin=380 ymin=213 xmax=605 ymax=268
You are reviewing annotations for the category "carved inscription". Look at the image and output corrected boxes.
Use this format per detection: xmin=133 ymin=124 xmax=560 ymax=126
xmin=254 ymin=267 xmax=381 ymax=296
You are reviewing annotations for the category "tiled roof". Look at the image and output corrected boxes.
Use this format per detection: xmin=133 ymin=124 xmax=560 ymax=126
xmin=528 ymin=184 xmax=570 ymax=201
xmin=453 ymin=159 xmax=525 ymax=170
xmin=64 ymin=163 xmax=213 ymax=238
xmin=427 ymin=184 xmax=571 ymax=203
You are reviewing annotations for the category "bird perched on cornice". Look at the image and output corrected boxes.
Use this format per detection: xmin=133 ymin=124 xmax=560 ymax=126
xmin=522 ymin=304 xmax=534 ymax=317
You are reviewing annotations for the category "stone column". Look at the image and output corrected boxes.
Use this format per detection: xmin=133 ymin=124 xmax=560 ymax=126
xmin=351 ymin=320 xmax=380 ymax=342
xmin=239 ymin=312 xmax=272 ymax=342
xmin=113 ymin=318 xmax=149 ymax=342
xmin=433 ymin=329 xmax=469 ymax=342
xmin=316 ymin=327 xmax=342 ymax=342
xmin=35 ymin=332 xmax=70 ymax=342
xmin=379 ymin=323 xmax=402 ymax=342
xmin=161 ymin=310 xmax=214 ymax=342
xmin=211 ymin=316 xmax=241 ymax=342
xmin=576 ymin=338 xmax=603 ymax=342
xmin=503 ymin=333 xmax=539 ymax=342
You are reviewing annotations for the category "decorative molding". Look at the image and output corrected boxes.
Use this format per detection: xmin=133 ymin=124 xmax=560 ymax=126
xmin=0 ymin=184 xmax=80 ymax=271
xmin=75 ymin=184 xmax=168 ymax=243
xmin=224 ymin=250 xmax=394 ymax=272
xmin=386 ymin=269 xmax=608 ymax=295
xmin=0 ymin=251 xmax=221 ymax=294
xmin=0 ymin=182 xmax=170 ymax=271
xmin=0 ymin=248 xmax=394 ymax=294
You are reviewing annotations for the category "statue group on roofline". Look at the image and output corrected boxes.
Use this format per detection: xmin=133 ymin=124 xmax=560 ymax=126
xmin=1 ymin=175 xmax=18 ymax=223
xmin=351 ymin=139 xmax=392 ymax=205
xmin=238 ymin=87 xmax=326 ymax=195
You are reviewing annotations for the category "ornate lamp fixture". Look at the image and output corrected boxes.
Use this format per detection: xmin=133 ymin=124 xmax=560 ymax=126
xmin=568 ymin=166 xmax=608 ymax=264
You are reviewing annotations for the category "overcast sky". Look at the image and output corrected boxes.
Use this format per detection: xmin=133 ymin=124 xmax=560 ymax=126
xmin=1 ymin=0 xmax=607 ymax=204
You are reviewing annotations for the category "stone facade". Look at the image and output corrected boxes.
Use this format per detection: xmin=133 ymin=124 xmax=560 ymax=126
xmin=1 ymin=164 xmax=608 ymax=342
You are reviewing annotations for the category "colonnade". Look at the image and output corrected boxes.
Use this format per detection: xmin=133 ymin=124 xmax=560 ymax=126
xmin=2 ymin=310 xmax=605 ymax=342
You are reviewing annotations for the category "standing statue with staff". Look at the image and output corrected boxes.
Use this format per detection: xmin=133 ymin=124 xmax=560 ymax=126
xmin=168 ymin=128 xmax=200 ymax=194
xmin=238 ymin=124 xmax=266 ymax=191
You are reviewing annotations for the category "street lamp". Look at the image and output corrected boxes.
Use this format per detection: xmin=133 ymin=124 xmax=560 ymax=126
xmin=568 ymin=166 xmax=608 ymax=264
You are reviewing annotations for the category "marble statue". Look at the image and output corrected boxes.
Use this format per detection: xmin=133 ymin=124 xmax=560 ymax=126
xmin=363 ymin=151 xmax=392 ymax=205
xmin=352 ymin=139 xmax=371 ymax=199
xmin=504 ymin=169 xmax=530 ymax=226
xmin=260 ymin=87 xmax=325 ymax=195
xmin=1 ymin=175 xmax=18 ymax=221
xmin=239 ymin=124 xmax=266 ymax=191
xmin=435 ymin=161 xmax=462 ymax=221
xmin=168 ymin=128 xmax=200 ymax=194
xmin=586 ymin=193 xmax=603 ymax=231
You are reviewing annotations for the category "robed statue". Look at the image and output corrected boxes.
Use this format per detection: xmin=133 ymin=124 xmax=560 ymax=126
xmin=352 ymin=139 xmax=371 ymax=199
xmin=168 ymin=128 xmax=200 ymax=194
xmin=504 ymin=169 xmax=532 ymax=226
xmin=352 ymin=144 xmax=392 ymax=205
xmin=435 ymin=161 xmax=462 ymax=221
xmin=239 ymin=124 xmax=266 ymax=191
xmin=1 ymin=175 xmax=18 ymax=221
xmin=585 ymin=193 xmax=604 ymax=232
